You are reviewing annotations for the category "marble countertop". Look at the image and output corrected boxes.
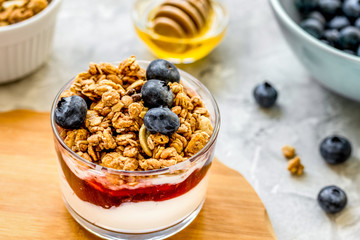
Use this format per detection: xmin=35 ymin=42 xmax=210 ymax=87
xmin=1 ymin=0 xmax=360 ymax=239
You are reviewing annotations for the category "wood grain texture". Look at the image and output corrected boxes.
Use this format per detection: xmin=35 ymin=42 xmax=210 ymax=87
xmin=0 ymin=110 xmax=276 ymax=240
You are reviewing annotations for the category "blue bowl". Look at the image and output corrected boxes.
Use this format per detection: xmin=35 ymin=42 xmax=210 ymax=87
xmin=269 ymin=0 xmax=360 ymax=101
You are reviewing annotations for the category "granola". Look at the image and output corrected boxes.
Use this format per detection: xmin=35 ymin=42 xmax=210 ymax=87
xmin=287 ymin=156 xmax=304 ymax=176
xmin=281 ymin=145 xmax=296 ymax=159
xmin=59 ymin=56 xmax=214 ymax=171
xmin=0 ymin=0 xmax=48 ymax=26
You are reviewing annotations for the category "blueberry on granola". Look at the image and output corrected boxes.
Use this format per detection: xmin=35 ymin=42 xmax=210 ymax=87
xmin=253 ymin=81 xmax=278 ymax=108
xmin=144 ymin=107 xmax=180 ymax=135
xmin=318 ymin=185 xmax=347 ymax=214
xmin=320 ymin=135 xmax=352 ymax=164
xmin=55 ymin=96 xmax=87 ymax=129
xmin=146 ymin=59 xmax=180 ymax=83
xmin=141 ymin=80 xmax=174 ymax=108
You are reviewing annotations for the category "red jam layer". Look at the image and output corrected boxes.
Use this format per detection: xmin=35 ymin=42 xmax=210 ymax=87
xmin=59 ymin=153 xmax=211 ymax=209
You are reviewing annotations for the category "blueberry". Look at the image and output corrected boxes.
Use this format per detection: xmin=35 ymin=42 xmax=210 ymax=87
xmin=343 ymin=49 xmax=356 ymax=55
xmin=55 ymin=95 xmax=87 ymax=129
xmin=146 ymin=59 xmax=180 ymax=84
xmin=327 ymin=16 xmax=350 ymax=30
xmin=339 ymin=26 xmax=360 ymax=49
xmin=357 ymin=45 xmax=360 ymax=55
xmin=295 ymin=0 xmax=319 ymax=13
xmin=318 ymin=0 xmax=341 ymax=19
xmin=323 ymin=29 xmax=340 ymax=46
xmin=308 ymin=11 xmax=327 ymax=25
xmin=143 ymin=107 xmax=180 ymax=135
xmin=253 ymin=82 xmax=278 ymax=108
xmin=321 ymin=39 xmax=331 ymax=45
xmin=342 ymin=0 xmax=360 ymax=19
xmin=318 ymin=186 xmax=347 ymax=214
xmin=300 ymin=18 xmax=324 ymax=39
xmin=354 ymin=17 xmax=360 ymax=28
xmin=141 ymin=80 xmax=174 ymax=108
xmin=320 ymin=135 xmax=352 ymax=164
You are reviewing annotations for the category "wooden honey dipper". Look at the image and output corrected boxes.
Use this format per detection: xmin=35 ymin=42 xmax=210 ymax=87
xmin=152 ymin=0 xmax=212 ymax=38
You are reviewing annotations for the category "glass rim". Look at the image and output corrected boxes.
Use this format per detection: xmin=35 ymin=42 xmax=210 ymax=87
xmin=131 ymin=0 xmax=229 ymax=43
xmin=50 ymin=60 xmax=220 ymax=176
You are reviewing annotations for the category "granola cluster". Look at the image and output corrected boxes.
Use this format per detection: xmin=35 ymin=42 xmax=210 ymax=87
xmin=59 ymin=56 xmax=214 ymax=171
xmin=281 ymin=145 xmax=304 ymax=176
xmin=0 ymin=0 xmax=48 ymax=27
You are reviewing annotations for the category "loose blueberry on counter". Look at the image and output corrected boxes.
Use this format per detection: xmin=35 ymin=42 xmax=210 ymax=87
xmin=327 ymin=16 xmax=350 ymax=30
xmin=296 ymin=0 xmax=319 ymax=13
xmin=318 ymin=0 xmax=341 ymax=19
xmin=323 ymin=29 xmax=340 ymax=46
xmin=318 ymin=186 xmax=347 ymax=214
xmin=146 ymin=59 xmax=180 ymax=84
xmin=320 ymin=135 xmax=352 ymax=164
xmin=342 ymin=0 xmax=360 ymax=19
xmin=55 ymin=95 xmax=87 ymax=129
xmin=301 ymin=18 xmax=324 ymax=39
xmin=308 ymin=11 xmax=327 ymax=25
xmin=143 ymin=107 xmax=180 ymax=135
xmin=141 ymin=80 xmax=174 ymax=108
xmin=338 ymin=26 xmax=360 ymax=49
xmin=253 ymin=82 xmax=278 ymax=108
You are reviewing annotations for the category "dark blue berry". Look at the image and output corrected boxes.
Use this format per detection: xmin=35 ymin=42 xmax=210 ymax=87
xmin=308 ymin=11 xmax=327 ymax=25
xmin=146 ymin=59 xmax=180 ymax=84
xmin=343 ymin=49 xmax=356 ymax=54
xmin=253 ymin=82 xmax=278 ymax=108
xmin=356 ymin=45 xmax=360 ymax=55
xmin=55 ymin=95 xmax=87 ymax=129
xmin=318 ymin=0 xmax=341 ymax=19
xmin=321 ymin=39 xmax=331 ymax=45
xmin=141 ymin=80 xmax=174 ymax=108
xmin=318 ymin=186 xmax=347 ymax=214
xmin=295 ymin=0 xmax=319 ymax=13
xmin=323 ymin=29 xmax=340 ymax=46
xmin=327 ymin=16 xmax=350 ymax=30
xmin=143 ymin=107 xmax=180 ymax=135
xmin=320 ymin=135 xmax=352 ymax=164
xmin=339 ymin=26 xmax=360 ymax=49
xmin=301 ymin=18 xmax=324 ymax=38
xmin=342 ymin=0 xmax=360 ymax=19
xmin=354 ymin=18 xmax=360 ymax=28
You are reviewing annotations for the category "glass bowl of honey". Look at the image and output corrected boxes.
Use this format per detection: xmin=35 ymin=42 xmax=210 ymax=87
xmin=132 ymin=0 xmax=229 ymax=64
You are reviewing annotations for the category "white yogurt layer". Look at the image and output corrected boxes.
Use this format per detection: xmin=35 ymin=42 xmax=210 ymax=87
xmin=60 ymin=173 xmax=209 ymax=233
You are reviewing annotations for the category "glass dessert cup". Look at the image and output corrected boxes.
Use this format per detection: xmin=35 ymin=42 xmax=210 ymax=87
xmin=51 ymin=61 xmax=220 ymax=240
xmin=132 ymin=0 xmax=229 ymax=64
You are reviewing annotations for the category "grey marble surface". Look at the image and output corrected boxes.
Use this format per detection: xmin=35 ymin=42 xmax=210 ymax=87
xmin=1 ymin=0 xmax=360 ymax=239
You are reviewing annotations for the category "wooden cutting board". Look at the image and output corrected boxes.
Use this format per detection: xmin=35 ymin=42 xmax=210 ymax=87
xmin=0 ymin=110 xmax=276 ymax=240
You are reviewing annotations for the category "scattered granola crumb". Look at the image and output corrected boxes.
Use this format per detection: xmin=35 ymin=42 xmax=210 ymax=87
xmin=287 ymin=156 xmax=304 ymax=176
xmin=282 ymin=145 xmax=296 ymax=159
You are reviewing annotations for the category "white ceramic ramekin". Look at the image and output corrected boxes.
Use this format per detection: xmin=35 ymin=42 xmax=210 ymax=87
xmin=0 ymin=0 xmax=62 ymax=83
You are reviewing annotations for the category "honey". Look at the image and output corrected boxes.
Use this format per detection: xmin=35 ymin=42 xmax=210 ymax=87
xmin=133 ymin=0 xmax=228 ymax=64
